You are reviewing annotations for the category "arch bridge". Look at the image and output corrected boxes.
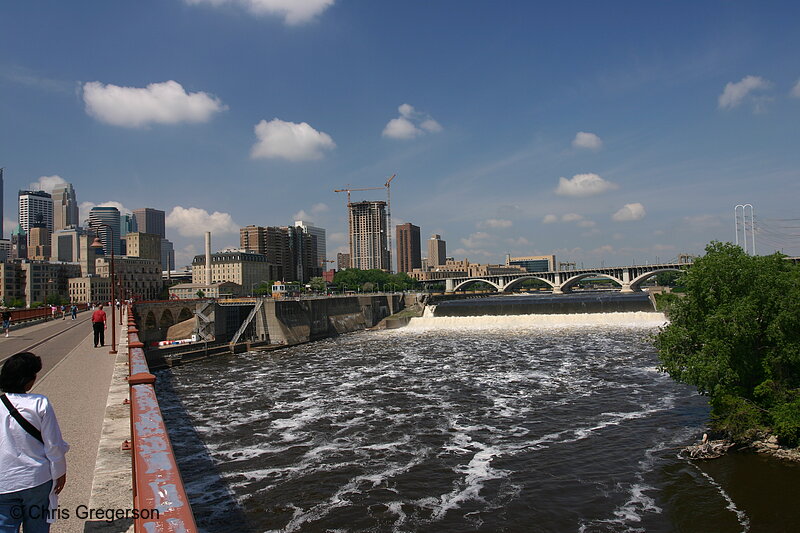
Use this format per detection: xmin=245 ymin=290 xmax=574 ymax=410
xmin=438 ymin=262 xmax=688 ymax=294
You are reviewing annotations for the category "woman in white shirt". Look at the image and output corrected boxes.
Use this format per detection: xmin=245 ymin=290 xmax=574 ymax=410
xmin=0 ymin=352 xmax=69 ymax=533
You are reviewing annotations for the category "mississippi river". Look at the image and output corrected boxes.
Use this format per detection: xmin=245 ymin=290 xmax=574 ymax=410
xmin=156 ymin=312 xmax=800 ymax=532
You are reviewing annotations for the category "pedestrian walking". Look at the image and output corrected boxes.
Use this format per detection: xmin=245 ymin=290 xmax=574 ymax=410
xmin=60 ymin=304 xmax=66 ymax=320
xmin=2 ymin=309 xmax=11 ymax=338
xmin=0 ymin=352 xmax=70 ymax=532
xmin=70 ymin=305 xmax=77 ymax=320
xmin=91 ymin=305 xmax=107 ymax=348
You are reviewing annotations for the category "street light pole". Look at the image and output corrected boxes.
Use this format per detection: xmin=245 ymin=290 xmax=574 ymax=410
xmin=91 ymin=225 xmax=117 ymax=355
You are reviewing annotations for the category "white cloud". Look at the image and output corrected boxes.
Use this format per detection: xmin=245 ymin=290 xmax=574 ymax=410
xmin=572 ymin=131 xmax=603 ymax=150
xmin=791 ymin=79 xmax=800 ymax=98
xmin=542 ymin=214 xmax=558 ymax=224
xmin=382 ymin=103 xmax=442 ymax=140
xmin=185 ymin=0 xmax=335 ymax=25
xmin=577 ymin=219 xmax=596 ymax=228
xmin=460 ymin=232 xmax=491 ymax=248
xmin=292 ymin=203 xmax=329 ymax=222
xmin=555 ymin=173 xmax=618 ymax=197
xmin=79 ymin=201 xmax=131 ymax=223
xmin=166 ymin=206 xmax=239 ymax=237
xmin=82 ymin=80 xmax=226 ymax=128
xmin=506 ymin=237 xmax=531 ymax=247
xmin=251 ymin=118 xmax=335 ymax=161
xmin=612 ymin=203 xmax=646 ymax=222
xmin=29 ymin=175 xmax=67 ymax=193
xmin=561 ymin=213 xmax=583 ymax=223
xmin=478 ymin=218 xmax=512 ymax=229
xmin=718 ymin=75 xmax=771 ymax=109
xmin=451 ymin=247 xmax=493 ymax=259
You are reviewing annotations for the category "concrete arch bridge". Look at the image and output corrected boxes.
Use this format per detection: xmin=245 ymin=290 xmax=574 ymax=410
xmin=441 ymin=263 xmax=688 ymax=294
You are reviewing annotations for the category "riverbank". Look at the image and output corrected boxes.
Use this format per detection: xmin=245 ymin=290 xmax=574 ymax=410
xmin=683 ymin=434 xmax=800 ymax=462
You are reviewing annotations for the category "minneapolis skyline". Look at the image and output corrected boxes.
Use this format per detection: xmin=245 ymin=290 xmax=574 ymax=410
xmin=2 ymin=1 xmax=799 ymax=269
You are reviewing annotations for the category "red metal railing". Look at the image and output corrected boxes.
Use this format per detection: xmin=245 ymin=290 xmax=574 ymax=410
xmin=127 ymin=305 xmax=198 ymax=532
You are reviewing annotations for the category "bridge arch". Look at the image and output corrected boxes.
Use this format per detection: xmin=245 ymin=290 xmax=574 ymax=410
xmin=452 ymin=278 xmax=502 ymax=292
xmin=177 ymin=307 xmax=194 ymax=322
xmin=158 ymin=309 xmax=175 ymax=330
xmin=560 ymin=272 xmax=625 ymax=292
xmin=144 ymin=311 xmax=156 ymax=330
xmin=628 ymin=267 xmax=683 ymax=291
xmin=501 ymin=276 xmax=556 ymax=293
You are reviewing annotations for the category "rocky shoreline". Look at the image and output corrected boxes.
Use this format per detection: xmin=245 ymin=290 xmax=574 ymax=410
xmin=682 ymin=433 xmax=800 ymax=462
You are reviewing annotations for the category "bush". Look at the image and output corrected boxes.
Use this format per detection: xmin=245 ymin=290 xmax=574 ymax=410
xmin=710 ymin=395 xmax=765 ymax=442
xmin=769 ymin=395 xmax=800 ymax=447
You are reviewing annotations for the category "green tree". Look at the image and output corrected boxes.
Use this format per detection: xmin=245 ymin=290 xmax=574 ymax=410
xmin=654 ymin=242 xmax=800 ymax=444
xmin=309 ymin=277 xmax=327 ymax=292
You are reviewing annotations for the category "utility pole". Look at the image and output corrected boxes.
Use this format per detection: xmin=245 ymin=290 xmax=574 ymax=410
xmin=734 ymin=204 xmax=756 ymax=255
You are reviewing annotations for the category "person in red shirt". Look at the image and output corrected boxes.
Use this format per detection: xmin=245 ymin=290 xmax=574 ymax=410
xmin=91 ymin=305 xmax=107 ymax=348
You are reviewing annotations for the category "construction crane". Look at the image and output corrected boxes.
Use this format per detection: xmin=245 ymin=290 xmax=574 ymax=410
xmin=334 ymin=174 xmax=397 ymax=272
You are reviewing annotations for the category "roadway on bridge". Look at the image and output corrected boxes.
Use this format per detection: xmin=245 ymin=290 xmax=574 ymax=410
xmin=0 ymin=312 xmax=121 ymax=533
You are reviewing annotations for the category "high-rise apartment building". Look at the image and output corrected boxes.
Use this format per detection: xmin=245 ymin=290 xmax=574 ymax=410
xmin=337 ymin=252 xmax=350 ymax=270
xmin=239 ymin=225 xmax=320 ymax=282
xmin=88 ymin=206 xmax=121 ymax=256
xmin=348 ymin=201 xmax=389 ymax=271
xmin=18 ymin=190 xmax=53 ymax=234
xmin=396 ymin=223 xmax=421 ymax=273
xmin=0 ymin=168 xmax=4 ymax=239
xmin=428 ymin=234 xmax=446 ymax=267
xmin=132 ymin=208 xmax=165 ymax=238
xmin=295 ymin=221 xmax=326 ymax=269
xmin=51 ymin=183 xmax=79 ymax=231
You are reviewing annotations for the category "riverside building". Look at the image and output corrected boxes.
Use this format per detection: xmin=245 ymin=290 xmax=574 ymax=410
xmin=348 ymin=201 xmax=389 ymax=271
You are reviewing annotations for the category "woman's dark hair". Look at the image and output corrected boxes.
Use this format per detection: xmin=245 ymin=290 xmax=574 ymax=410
xmin=0 ymin=352 xmax=42 ymax=393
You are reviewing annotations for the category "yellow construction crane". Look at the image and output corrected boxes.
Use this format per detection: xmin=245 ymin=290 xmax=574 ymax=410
xmin=334 ymin=174 xmax=397 ymax=271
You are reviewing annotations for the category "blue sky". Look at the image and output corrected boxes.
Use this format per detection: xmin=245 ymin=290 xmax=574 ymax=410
xmin=2 ymin=1 xmax=799 ymax=268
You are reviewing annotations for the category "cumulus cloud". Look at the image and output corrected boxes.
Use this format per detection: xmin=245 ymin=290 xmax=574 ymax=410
xmin=577 ymin=219 xmax=596 ymax=228
xmin=251 ymin=118 xmax=335 ymax=161
xmin=555 ymin=173 xmax=618 ymax=197
xmin=561 ymin=213 xmax=583 ymax=223
xmin=29 ymin=175 xmax=67 ymax=193
xmin=293 ymin=202 xmax=330 ymax=222
xmin=79 ymin=201 xmax=131 ymax=223
xmin=166 ymin=206 xmax=239 ymax=237
xmin=185 ymin=0 xmax=335 ymax=25
xmin=82 ymin=80 xmax=226 ymax=128
xmin=478 ymin=218 xmax=512 ymax=229
xmin=791 ymin=79 xmax=800 ymax=98
xmin=542 ymin=214 xmax=559 ymax=224
xmin=460 ymin=232 xmax=491 ymax=249
xmin=506 ymin=237 xmax=531 ymax=247
xmin=718 ymin=75 xmax=771 ymax=109
xmin=612 ymin=203 xmax=646 ymax=222
xmin=572 ymin=131 xmax=603 ymax=150
xmin=382 ymin=103 xmax=443 ymax=139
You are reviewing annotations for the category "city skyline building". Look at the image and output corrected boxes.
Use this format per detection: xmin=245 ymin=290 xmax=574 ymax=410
xmin=18 ymin=190 xmax=53 ymax=234
xmin=295 ymin=220 xmax=327 ymax=270
xmin=132 ymin=208 xmax=165 ymax=238
xmin=396 ymin=223 xmax=421 ymax=274
xmin=161 ymin=238 xmax=175 ymax=271
xmin=337 ymin=252 xmax=350 ymax=270
xmin=0 ymin=168 xmax=4 ymax=239
xmin=88 ymin=206 xmax=121 ymax=256
xmin=348 ymin=200 xmax=389 ymax=271
xmin=428 ymin=234 xmax=447 ymax=267
xmin=51 ymin=183 xmax=79 ymax=231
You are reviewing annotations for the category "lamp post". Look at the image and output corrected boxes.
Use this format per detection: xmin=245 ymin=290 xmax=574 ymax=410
xmin=91 ymin=225 xmax=117 ymax=355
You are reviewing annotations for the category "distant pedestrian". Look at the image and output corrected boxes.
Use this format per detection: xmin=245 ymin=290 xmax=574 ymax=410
xmin=70 ymin=305 xmax=77 ymax=320
xmin=2 ymin=310 xmax=11 ymax=338
xmin=50 ymin=305 xmax=56 ymax=320
xmin=60 ymin=304 xmax=66 ymax=320
xmin=0 ymin=352 xmax=70 ymax=532
xmin=91 ymin=305 xmax=107 ymax=348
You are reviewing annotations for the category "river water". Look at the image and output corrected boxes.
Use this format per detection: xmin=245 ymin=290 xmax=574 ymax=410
xmin=156 ymin=312 xmax=800 ymax=532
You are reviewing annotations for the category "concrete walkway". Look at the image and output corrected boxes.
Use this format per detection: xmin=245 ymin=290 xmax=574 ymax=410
xmin=1 ymin=311 xmax=126 ymax=533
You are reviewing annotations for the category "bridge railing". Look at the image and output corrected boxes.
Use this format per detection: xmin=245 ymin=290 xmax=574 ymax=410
xmin=126 ymin=305 xmax=198 ymax=532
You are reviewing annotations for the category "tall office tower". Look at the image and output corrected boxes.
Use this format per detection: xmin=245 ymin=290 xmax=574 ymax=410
xmin=10 ymin=225 xmax=27 ymax=260
xmin=161 ymin=239 xmax=175 ymax=271
xmin=294 ymin=220 xmax=326 ymax=269
xmin=121 ymin=213 xmax=138 ymax=236
xmin=396 ymin=223 xmax=421 ymax=273
xmin=88 ymin=206 xmax=121 ymax=256
xmin=132 ymin=208 xmax=165 ymax=238
xmin=27 ymin=215 xmax=51 ymax=261
xmin=18 ymin=190 xmax=54 ymax=234
xmin=0 ymin=168 xmax=4 ymax=239
xmin=348 ymin=200 xmax=389 ymax=271
xmin=240 ymin=225 xmax=268 ymax=253
xmin=428 ymin=234 xmax=446 ymax=267
xmin=51 ymin=183 xmax=79 ymax=231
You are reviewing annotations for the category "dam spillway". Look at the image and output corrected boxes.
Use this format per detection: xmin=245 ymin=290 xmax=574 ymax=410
xmin=431 ymin=291 xmax=655 ymax=317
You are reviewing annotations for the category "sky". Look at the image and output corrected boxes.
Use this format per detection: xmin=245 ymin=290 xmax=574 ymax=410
xmin=2 ymin=1 xmax=799 ymax=269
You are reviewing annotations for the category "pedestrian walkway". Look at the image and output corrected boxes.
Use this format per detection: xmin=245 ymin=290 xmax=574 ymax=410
xmin=1 ymin=310 xmax=126 ymax=533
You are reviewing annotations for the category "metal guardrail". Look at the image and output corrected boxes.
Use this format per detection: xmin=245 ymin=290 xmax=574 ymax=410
xmin=127 ymin=305 xmax=198 ymax=532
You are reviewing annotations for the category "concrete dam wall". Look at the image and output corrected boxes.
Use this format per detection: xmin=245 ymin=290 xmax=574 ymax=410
xmin=431 ymin=292 xmax=656 ymax=317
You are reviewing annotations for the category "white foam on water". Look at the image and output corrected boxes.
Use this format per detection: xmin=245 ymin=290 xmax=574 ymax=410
xmin=404 ymin=311 xmax=667 ymax=332
xmin=694 ymin=465 xmax=751 ymax=532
